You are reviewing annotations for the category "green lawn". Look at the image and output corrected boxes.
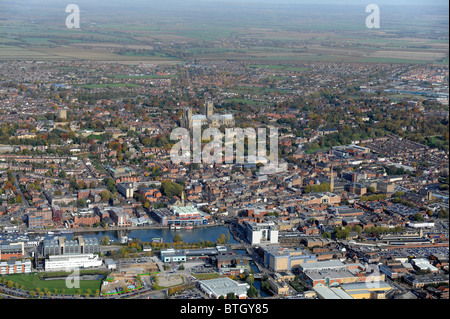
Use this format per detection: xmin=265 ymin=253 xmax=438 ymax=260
xmin=78 ymin=83 xmax=141 ymax=89
xmin=113 ymin=74 xmax=178 ymax=79
xmin=1 ymin=273 xmax=104 ymax=296
xmin=192 ymin=273 xmax=221 ymax=280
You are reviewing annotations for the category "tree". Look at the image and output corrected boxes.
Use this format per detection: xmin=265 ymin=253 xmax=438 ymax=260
xmin=226 ymin=292 xmax=237 ymax=299
xmin=106 ymin=178 xmax=116 ymax=192
xmin=438 ymin=208 xmax=449 ymax=219
xmin=353 ymin=225 xmax=362 ymax=235
xmin=217 ymin=234 xmax=229 ymax=244
xmin=245 ymin=274 xmax=255 ymax=286
xmin=100 ymin=236 xmax=110 ymax=245
xmin=15 ymin=195 xmax=23 ymax=204
xmin=173 ymin=234 xmax=182 ymax=243
xmin=100 ymin=190 xmax=111 ymax=202
xmin=69 ymin=177 xmax=78 ymax=190
xmin=335 ymin=226 xmax=350 ymax=239
xmin=76 ymin=198 xmax=86 ymax=208
xmin=322 ymin=231 xmax=331 ymax=239
xmin=247 ymin=285 xmax=258 ymax=298
xmin=161 ymin=180 xmax=183 ymax=198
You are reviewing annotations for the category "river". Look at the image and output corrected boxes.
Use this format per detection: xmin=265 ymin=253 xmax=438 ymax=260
xmin=55 ymin=225 xmax=238 ymax=244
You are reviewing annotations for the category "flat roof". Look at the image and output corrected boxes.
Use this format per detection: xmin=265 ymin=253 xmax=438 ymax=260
xmin=314 ymin=286 xmax=353 ymax=299
xmin=307 ymin=269 xmax=356 ymax=280
xmin=300 ymin=260 xmax=346 ymax=271
xmin=340 ymin=281 xmax=392 ymax=292
xmin=199 ymin=277 xmax=249 ymax=298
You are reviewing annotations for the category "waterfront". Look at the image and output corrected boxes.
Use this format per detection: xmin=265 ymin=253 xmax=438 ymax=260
xmin=46 ymin=225 xmax=238 ymax=245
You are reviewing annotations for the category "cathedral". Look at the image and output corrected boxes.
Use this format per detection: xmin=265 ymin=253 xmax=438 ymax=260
xmin=181 ymin=100 xmax=234 ymax=129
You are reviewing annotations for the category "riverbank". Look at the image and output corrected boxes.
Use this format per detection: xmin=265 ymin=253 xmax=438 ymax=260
xmin=27 ymin=221 xmax=226 ymax=235
xmin=24 ymin=222 xmax=237 ymax=245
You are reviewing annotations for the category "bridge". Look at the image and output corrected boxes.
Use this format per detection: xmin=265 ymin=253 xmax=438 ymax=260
xmin=230 ymin=243 xmax=247 ymax=250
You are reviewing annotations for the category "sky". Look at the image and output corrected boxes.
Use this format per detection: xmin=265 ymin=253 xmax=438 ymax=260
xmin=2 ymin=0 xmax=449 ymax=5
xmin=1 ymin=0 xmax=447 ymax=23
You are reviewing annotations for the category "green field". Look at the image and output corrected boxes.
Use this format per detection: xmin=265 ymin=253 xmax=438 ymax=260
xmin=113 ymin=74 xmax=178 ymax=79
xmin=79 ymin=83 xmax=141 ymax=89
xmin=191 ymin=273 xmax=221 ymax=280
xmin=225 ymin=98 xmax=268 ymax=106
xmin=1 ymin=272 xmax=104 ymax=296
xmin=0 ymin=1 xmax=447 ymax=65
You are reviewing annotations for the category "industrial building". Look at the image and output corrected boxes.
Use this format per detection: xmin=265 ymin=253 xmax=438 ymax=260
xmin=44 ymin=253 xmax=103 ymax=272
xmin=0 ymin=242 xmax=24 ymax=260
xmin=198 ymin=277 xmax=249 ymax=299
xmin=160 ymin=245 xmax=233 ymax=263
xmin=262 ymin=245 xmax=317 ymax=272
xmin=150 ymin=205 xmax=209 ymax=227
xmin=299 ymin=260 xmax=385 ymax=288
xmin=340 ymin=282 xmax=393 ymax=299
xmin=313 ymin=286 xmax=354 ymax=299
xmin=42 ymin=236 xmax=100 ymax=257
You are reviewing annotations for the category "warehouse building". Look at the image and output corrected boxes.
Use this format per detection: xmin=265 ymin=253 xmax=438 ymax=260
xmin=340 ymin=282 xmax=393 ymax=299
xmin=313 ymin=286 xmax=353 ymax=299
xmin=198 ymin=277 xmax=249 ymax=299
xmin=44 ymin=253 xmax=103 ymax=272
xmin=42 ymin=236 xmax=100 ymax=257
xmin=299 ymin=260 xmax=384 ymax=288
xmin=262 ymin=245 xmax=317 ymax=272
xmin=0 ymin=242 xmax=24 ymax=260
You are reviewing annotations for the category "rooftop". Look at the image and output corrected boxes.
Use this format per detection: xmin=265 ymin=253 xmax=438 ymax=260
xmin=199 ymin=277 xmax=249 ymax=298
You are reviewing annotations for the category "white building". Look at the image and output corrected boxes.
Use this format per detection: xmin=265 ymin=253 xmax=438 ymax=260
xmin=198 ymin=277 xmax=250 ymax=299
xmin=117 ymin=182 xmax=134 ymax=199
xmin=411 ymin=258 xmax=439 ymax=272
xmin=104 ymin=258 xmax=117 ymax=270
xmin=407 ymin=221 xmax=435 ymax=228
xmin=44 ymin=253 xmax=102 ymax=272
xmin=243 ymin=220 xmax=279 ymax=245
xmin=0 ymin=259 xmax=32 ymax=275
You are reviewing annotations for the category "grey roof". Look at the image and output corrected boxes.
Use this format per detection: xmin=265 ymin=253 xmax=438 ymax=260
xmin=199 ymin=277 xmax=249 ymax=298
xmin=314 ymin=286 xmax=353 ymax=299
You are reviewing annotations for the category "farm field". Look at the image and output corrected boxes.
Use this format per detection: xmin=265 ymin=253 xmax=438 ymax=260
xmin=0 ymin=0 xmax=447 ymax=65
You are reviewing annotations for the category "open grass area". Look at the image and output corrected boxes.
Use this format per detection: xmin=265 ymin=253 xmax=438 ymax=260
xmin=113 ymin=74 xmax=178 ymax=79
xmin=191 ymin=273 xmax=221 ymax=280
xmin=1 ymin=272 xmax=104 ymax=296
xmin=78 ymin=83 xmax=141 ymax=89
xmin=225 ymin=98 xmax=268 ymax=106
xmin=0 ymin=1 xmax=446 ymax=65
